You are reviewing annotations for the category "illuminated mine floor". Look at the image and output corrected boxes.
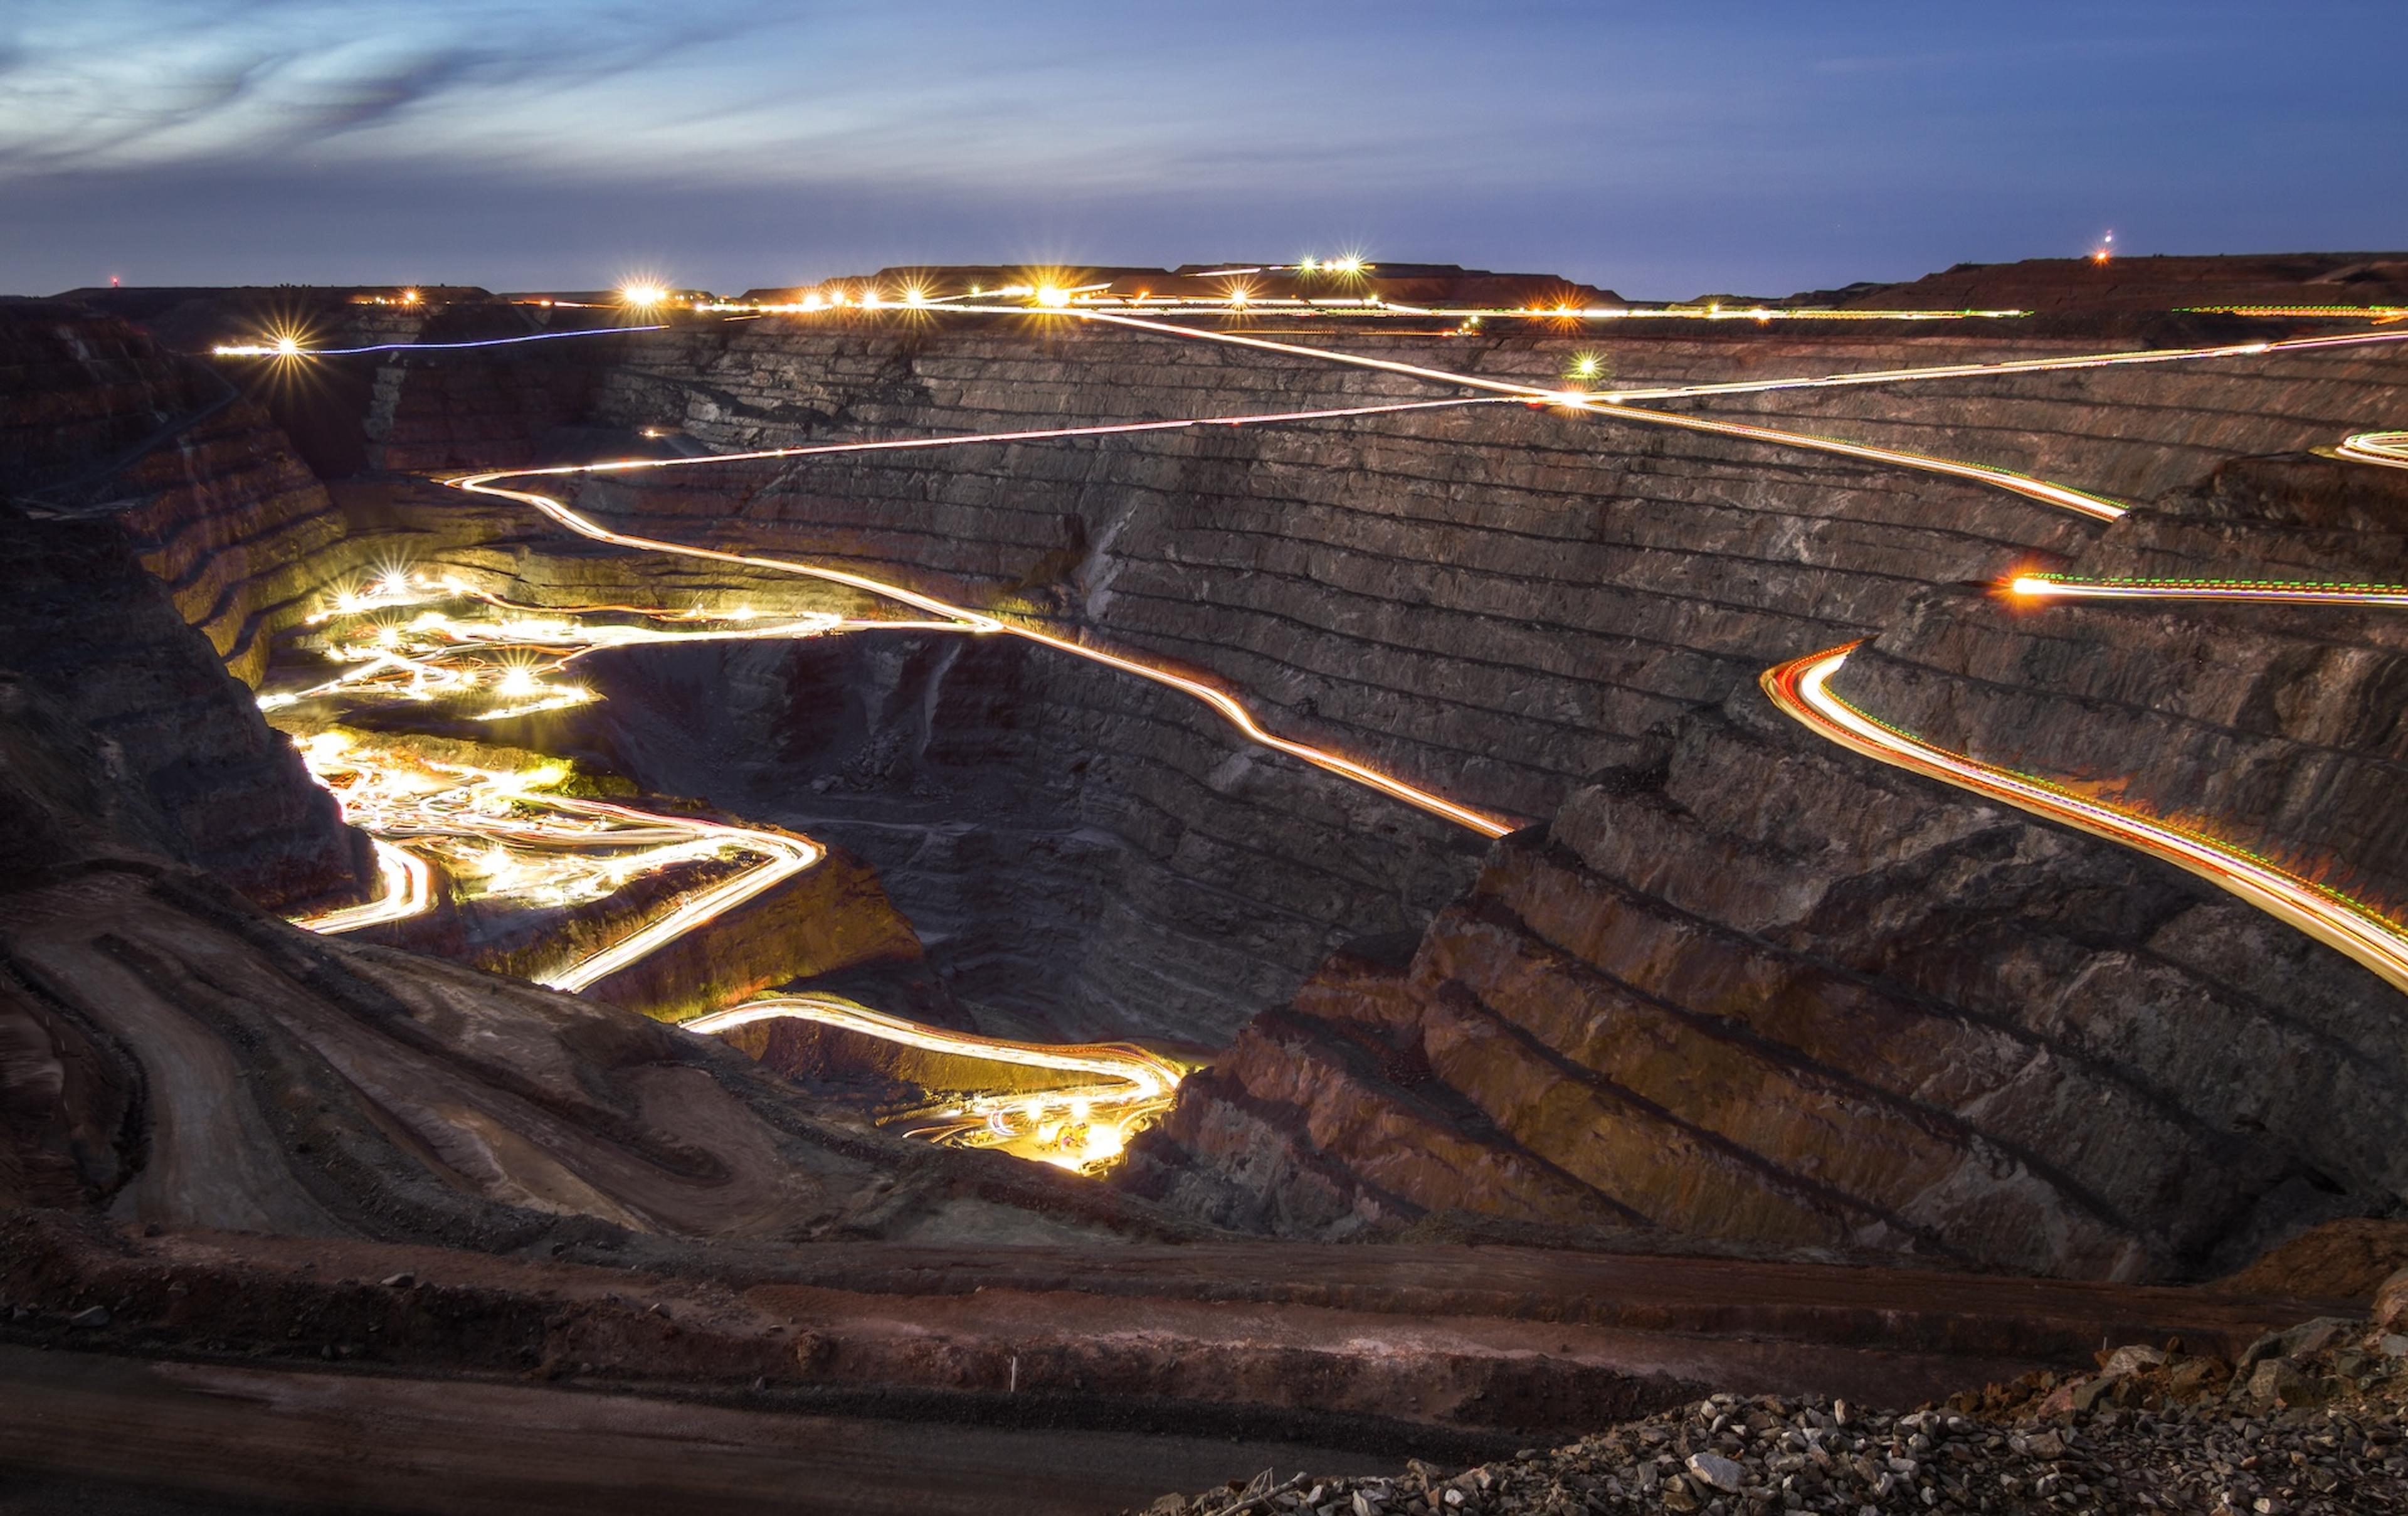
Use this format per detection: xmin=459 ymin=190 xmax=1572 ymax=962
xmin=263 ymin=569 xmax=1188 ymax=1172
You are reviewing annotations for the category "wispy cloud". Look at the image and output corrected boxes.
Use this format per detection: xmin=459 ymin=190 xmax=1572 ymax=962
xmin=0 ymin=0 xmax=770 ymax=174
xmin=1 ymin=0 xmax=1694 ymax=191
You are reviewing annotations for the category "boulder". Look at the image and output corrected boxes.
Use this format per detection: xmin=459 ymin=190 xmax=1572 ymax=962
xmin=1685 ymin=1452 xmax=1746 ymax=1493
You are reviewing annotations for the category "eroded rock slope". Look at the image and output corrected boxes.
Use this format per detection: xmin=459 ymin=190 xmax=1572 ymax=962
xmin=1124 ymin=448 xmax=2408 ymax=1281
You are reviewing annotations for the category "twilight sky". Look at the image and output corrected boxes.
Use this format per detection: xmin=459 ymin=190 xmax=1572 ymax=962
xmin=5 ymin=0 xmax=2404 ymax=299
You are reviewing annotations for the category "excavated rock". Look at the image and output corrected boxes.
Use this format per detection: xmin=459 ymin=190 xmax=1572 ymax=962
xmin=1137 ymin=1319 xmax=2408 ymax=1515
xmin=1 ymin=303 xmax=357 ymax=684
xmin=2219 ymin=1221 xmax=2408 ymax=1304
xmin=0 ymin=1214 xmax=2360 ymax=1450
xmin=1121 ymin=434 xmax=2408 ymax=1281
xmin=0 ymin=373 xmax=1177 ymax=1245
xmin=1841 ymin=453 xmax=2408 ymax=919
xmin=0 ymin=661 xmax=1178 ymax=1253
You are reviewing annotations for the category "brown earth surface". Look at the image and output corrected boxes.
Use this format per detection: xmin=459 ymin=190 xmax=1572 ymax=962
xmin=0 ymin=1209 xmax=2366 ymax=1448
xmin=0 ymin=1342 xmax=1395 ymax=1515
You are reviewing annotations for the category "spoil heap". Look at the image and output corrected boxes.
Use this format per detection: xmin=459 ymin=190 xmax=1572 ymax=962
xmin=1137 ymin=1285 xmax=2408 ymax=1516
xmin=1836 ymin=252 xmax=2408 ymax=316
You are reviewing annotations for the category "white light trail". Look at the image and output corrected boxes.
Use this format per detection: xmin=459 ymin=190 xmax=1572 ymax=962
xmin=1051 ymin=308 xmax=2135 ymax=519
xmin=287 ymin=734 xmax=821 ymax=994
xmin=2008 ymin=575 xmax=2408 ymax=609
xmin=2338 ymin=431 xmax=2408 ymax=470
xmin=448 ymin=397 xmax=1530 ymax=839
xmin=685 ymin=995 xmax=1189 ymax=1170
xmin=1763 ymin=644 xmax=2408 ymax=995
xmin=214 ymin=325 xmax=667 ymax=358
xmin=534 ymin=796 xmax=821 ymax=993
xmin=289 ymin=839 xmax=432 ymax=935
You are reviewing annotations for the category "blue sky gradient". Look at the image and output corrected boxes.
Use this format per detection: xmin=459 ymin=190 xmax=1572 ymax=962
xmin=5 ymin=0 xmax=2404 ymax=297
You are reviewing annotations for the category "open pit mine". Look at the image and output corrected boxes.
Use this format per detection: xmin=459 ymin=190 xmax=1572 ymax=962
xmin=3 ymin=253 xmax=2408 ymax=1513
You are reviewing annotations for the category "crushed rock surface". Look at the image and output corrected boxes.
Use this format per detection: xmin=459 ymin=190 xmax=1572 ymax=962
xmin=1139 ymin=1312 xmax=2408 ymax=1515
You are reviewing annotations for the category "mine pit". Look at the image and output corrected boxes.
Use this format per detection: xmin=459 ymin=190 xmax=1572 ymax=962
xmin=8 ymin=255 xmax=2408 ymax=1508
xmin=248 ymin=551 xmax=1208 ymax=1171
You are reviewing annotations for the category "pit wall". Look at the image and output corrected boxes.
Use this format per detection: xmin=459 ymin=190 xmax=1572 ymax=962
xmin=490 ymin=317 xmax=2395 ymax=1042
xmin=520 ymin=322 xmax=2088 ymax=1039
xmin=1121 ymin=447 xmax=2408 ymax=1282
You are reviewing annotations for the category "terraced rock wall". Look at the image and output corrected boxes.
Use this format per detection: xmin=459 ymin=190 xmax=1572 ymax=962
xmin=511 ymin=322 xmax=2113 ymax=1039
xmin=1123 ymin=448 xmax=2408 ymax=1282
xmin=438 ymin=317 xmax=2399 ymax=1046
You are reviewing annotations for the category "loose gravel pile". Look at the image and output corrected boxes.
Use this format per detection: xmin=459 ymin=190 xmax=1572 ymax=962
xmin=1138 ymin=1310 xmax=2408 ymax=1515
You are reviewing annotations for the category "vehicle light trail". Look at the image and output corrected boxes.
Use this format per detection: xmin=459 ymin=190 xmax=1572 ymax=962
xmin=1593 ymin=329 xmax=2408 ymax=406
xmin=2181 ymin=306 xmax=2408 ymax=323
xmin=679 ymin=299 xmax=2405 ymax=525
xmin=255 ymin=570 xmax=879 ymax=719
xmin=1997 ymin=432 xmax=2408 ymax=607
xmin=741 ymin=290 xmax=2027 ymax=322
xmin=2006 ymin=573 xmax=2408 ymax=608
xmin=1048 ymin=308 xmax=2408 ymax=511
xmin=285 ymin=673 xmax=1191 ymax=1162
xmin=2338 ymin=431 xmax=2408 ymax=470
xmin=457 ymin=395 xmax=1516 ymax=484
xmin=213 ymin=299 xmax=2404 ymax=529
xmin=447 ymin=400 xmax=1529 ymax=839
xmin=288 ymin=733 xmax=823 ymax=992
xmin=683 ymin=995 xmax=1190 ymax=1171
xmin=290 ymin=839 xmax=433 ymax=935
xmin=1048 ymin=309 xmax=2134 ymax=519
xmin=530 ymin=794 xmax=820 ymax=993
xmin=1762 ymin=644 xmax=2408 ymax=995
xmin=1582 ymin=400 xmax=2128 ymax=521
xmin=214 ymin=325 xmax=667 ymax=358
xmin=278 ymin=394 xmax=1524 ymax=1170
xmin=1768 ymin=425 xmax=2408 ymax=995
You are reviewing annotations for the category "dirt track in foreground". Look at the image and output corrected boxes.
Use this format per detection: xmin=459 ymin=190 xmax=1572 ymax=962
xmin=0 ymin=1343 xmax=1398 ymax=1514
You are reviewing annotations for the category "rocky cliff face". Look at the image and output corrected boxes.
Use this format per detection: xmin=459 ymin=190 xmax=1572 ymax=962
xmin=1123 ymin=447 xmax=2408 ymax=1282
xmin=0 ymin=502 xmax=369 ymax=909
xmin=0 ymin=307 xmax=367 ymax=907
xmin=2 ymin=303 xmax=403 ymax=685
xmin=0 ymin=443 xmax=1176 ymax=1249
